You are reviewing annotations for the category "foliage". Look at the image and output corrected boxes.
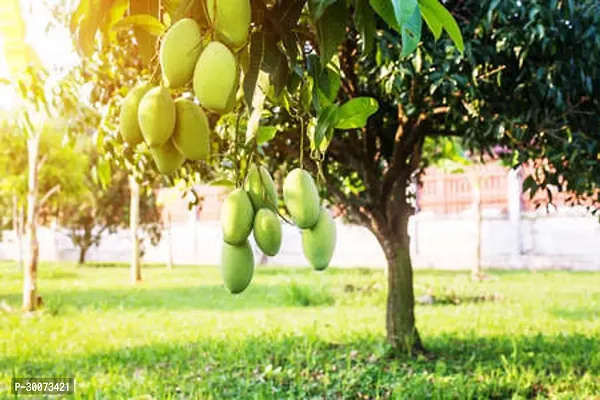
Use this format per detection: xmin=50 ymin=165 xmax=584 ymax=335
xmin=0 ymin=121 xmax=88 ymax=225
xmin=1 ymin=263 xmax=599 ymax=398
xmin=58 ymin=151 xmax=164 ymax=264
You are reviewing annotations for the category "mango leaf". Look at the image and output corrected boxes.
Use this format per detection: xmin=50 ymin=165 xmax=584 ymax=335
xmin=418 ymin=0 xmax=464 ymax=52
xmin=369 ymin=0 xmax=401 ymax=33
xmin=209 ymin=179 xmax=236 ymax=188
xmin=256 ymin=126 xmax=279 ymax=144
xmin=129 ymin=0 xmax=161 ymax=64
xmin=243 ymin=28 xmax=265 ymax=110
xmin=334 ymin=97 xmax=379 ymax=129
xmin=401 ymin=4 xmax=422 ymax=56
xmin=100 ymin=0 xmax=129 ymax=41
xmin=97 ymin=158 xmax=112 ymax=189
xmin=392 ymin=0 xmax=418 ymax=27
xmin=355 ymin=0 xmax=376 ymax=54
xmin=314 ymin=0 xmax=348 ymax=65
xmin=417 ymin=0 xmax=442 ymax=39
xmin=112 ymin=14 xmax=167 ymax=36
xmin=314 ymin=104 xmax=339 ymax=148
xmin=310 ymin=0 xmax=339 ymax=20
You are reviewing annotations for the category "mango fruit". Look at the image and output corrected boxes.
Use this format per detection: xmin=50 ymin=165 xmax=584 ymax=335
xmin=302 ymin=207 xmax=337 ymax=271
xmin=193 ymin=41 xmax=239 ymax=114
xmin=138 ymin=86 xmax=176 ymax=146
xmin=160 ymin=18 xmax=203 ymax=89
xmin=253 ymin=208 xmax=282 ymax=256
xmin=119 ymin=82 xmax=151 ymax=145
xmin=221 ymin=240 xmax=254 ymax=294
xmin=283 ymin=168 xmax=321 ymax=229
xmin=207 ymin=0 xmax=251 ymax=50
xmin=172 ymin=98 xmax=210 ymax=160
xmin=221 ymin=188 xmax=254 ymax=245
xmin=149 ymin=139 xmax=185 ymax=175
xmin=244 ymin=164 xmax=278 ymax=211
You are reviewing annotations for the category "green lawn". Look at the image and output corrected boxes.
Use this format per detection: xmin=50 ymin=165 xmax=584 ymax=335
xmin=0 ymin=262 xmax=599 ymax=399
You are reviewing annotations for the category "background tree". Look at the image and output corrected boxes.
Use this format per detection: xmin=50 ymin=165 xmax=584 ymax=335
xmin=59 ymin=152 xmax=164 ymax=265
xmin=68 ymin=0 xmax=599 ymax=355
xmin=0 ymin=124 xmax=88 ymax=268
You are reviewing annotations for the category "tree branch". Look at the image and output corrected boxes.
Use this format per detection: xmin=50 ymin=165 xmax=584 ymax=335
xmin=38 ymin=184 xmax=60 ymax=208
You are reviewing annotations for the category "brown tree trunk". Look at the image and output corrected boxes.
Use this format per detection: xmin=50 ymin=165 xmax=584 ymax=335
xmin=78 ymin=245 xmax=89 ymax=265
xmin=472 ymin=176 xmax=483 ymax=280
xmin=166 ymin=212 xmax=173 ymax=270
xmin=129 ymin=175 xmax=142 ymax=284
xmin=376 ymin=181 xmax=424 ymax=355
xmin=23 ymin=136 xmax=40 ymax=312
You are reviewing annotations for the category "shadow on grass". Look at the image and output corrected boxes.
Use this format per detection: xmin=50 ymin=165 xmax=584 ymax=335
xmin=0 ymin=282 xmax=339 ymax=313
xmin=3 ymin=333 xmax=599 ymax=398
xmin=550 ymin=307 xmax=600 ymax=320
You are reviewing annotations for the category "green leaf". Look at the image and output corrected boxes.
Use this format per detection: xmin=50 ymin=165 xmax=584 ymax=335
xmin=129 ymin=0 xmax=161 ymax=64
xmin=355 ymin=0 xmax=376 ymax=54
xmin=243 ymin=28 xmax=265 ymax=110
xmin=209 ymin=179 xmax=236 ymax=188
xmin=401 ymin=4 xmax=422 ymax=56
xmin=418 ymin=0 xmax=442 ymax=39
xmin=369 ymin=0 xmax=401 ymax=33
xmin=256 ymin=126 xmax=279 ymax=145
xmin=392 ymin=0 xmax=418 ymax=27
xmin=97 ymin=158 xmax=112 ymax=189
xmin=314 ymin=0 xmax=348 ymax=65
xmin=334 ymin=97 xmax=379 ymax=129
xmin=418 ymin=0 xmax=464 ymax=52
xmin=310 ymin=0 xmax=339 ymax=20
xmin=314 ymin=105 xmax=339 ymax=148
xmin=111 ymin=14 xmax=167 ymax=36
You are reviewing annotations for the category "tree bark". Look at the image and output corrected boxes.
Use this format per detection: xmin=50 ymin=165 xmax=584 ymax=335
xmin=472 ymin=175 xmax=483 ymax=280
xmin=23 ymin=136 xmax=40 ymax=312
xmin=166 ymin=212 xmax=173 ymax=270
xmin=129 ymin=175 xmax=142 ymax=284
xmin=12 ymin=194 xmax=24 ymax=270
xmin=78 ymin=244 xmax=89 ymax=265
xmin=374 ymin=203 xmax=424 ymax=355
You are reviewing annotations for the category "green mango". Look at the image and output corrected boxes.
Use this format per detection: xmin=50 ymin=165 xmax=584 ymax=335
xmin=172 ymin=98 xmax=210 ymax=160
xmin=220 ymin=188 xmax=255 ymax=245
xmin=302 ymin=207 xmax=337 ymax=271
xmin=221 ymin=240 xmax=254 ymax=294
xmin=243 ymin=164 xmax=278 ymax=211
xmin=253 ymin=208 xmax=282 ymax=256
xmin=149 ymin=139 xmax=185 ymax=175
xmin=138 ymin=86 xmax=176 ymax=146
xmin=193 ymin=41 xmax=239 ymax=114
xmin=119 ymin=82 xmax=151 ymax=146
xmin=206 ymin=0 xmax=251 ymax=50
xmin=160 ymin=18 xmax=203 ymax=89
xmin=283 ymin=168 xmax=320 ymax=229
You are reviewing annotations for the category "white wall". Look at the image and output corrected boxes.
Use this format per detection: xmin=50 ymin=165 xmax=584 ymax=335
xmin=1 ymin=207 xmax=599 ymax=270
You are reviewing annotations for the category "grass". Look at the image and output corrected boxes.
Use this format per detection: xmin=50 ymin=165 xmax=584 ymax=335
xmin=0 ymin=262 xmax=599 ymax=399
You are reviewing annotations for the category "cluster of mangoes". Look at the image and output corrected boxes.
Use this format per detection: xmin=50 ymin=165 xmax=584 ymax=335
xmin=220 ymin=167 xmax=337 ymax=294
xmin=118 ymin=0 xmax=251 ymax=173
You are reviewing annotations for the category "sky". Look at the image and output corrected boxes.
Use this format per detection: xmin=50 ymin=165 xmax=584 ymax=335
xmin=0 ymin=0 xmax=78 ymax=110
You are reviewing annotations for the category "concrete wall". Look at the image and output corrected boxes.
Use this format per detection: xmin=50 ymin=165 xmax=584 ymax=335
xmin=1 ymin=206 xmax=599 ymax=270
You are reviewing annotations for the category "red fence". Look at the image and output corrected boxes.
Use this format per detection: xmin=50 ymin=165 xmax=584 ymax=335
xmin=416 ymin=162 xmax=591 ymax=215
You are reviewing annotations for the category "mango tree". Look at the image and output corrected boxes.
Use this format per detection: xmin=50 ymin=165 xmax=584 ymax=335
xmin=68 ymin=0 xmax=599 ymax=354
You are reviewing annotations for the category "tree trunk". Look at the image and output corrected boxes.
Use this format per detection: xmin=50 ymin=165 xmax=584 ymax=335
xmin=380 ymin=230 xmax=424 ymax=354
xmin=11 ymin=194 xmax=24 ymax=270
xmin=374 ymin=180 xmax=424 ymax=355
xmin=167 ymin=212 xmax=173 ymax=270
xmin=23 ymin=136 xmax=40 ymax=312
xmin=129 ymin=175 xmax=142 ymax=284
xmin=472 ymin=176 xmax=483 ymax=280
xmin=78 ymin=245 xmax=89 ymax=265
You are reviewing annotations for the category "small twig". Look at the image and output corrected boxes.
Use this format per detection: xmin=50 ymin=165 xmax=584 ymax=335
xmin=39 ymin=184 xmax=60 ymax=207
